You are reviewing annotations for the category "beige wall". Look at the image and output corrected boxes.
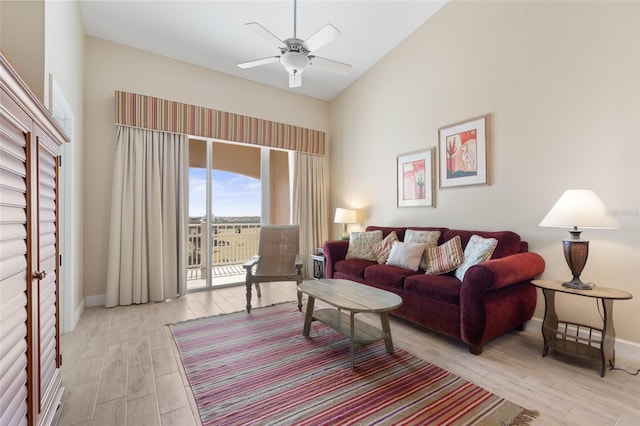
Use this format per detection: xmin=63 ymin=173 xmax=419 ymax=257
xmin=83 ymin=37 xmax=329 ymax=299
xmin=0 ymin=0 xmax=45 ymax=101
xmin=329 ymin=1 xmax=640 ymax=345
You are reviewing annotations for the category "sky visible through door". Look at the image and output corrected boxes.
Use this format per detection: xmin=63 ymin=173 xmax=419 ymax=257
xmin=189 ymin=168 xmax=261 ymax=217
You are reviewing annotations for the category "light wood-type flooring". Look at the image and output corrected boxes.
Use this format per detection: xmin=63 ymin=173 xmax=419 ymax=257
xmin=55 ymin=282 xmax=640 ymax=426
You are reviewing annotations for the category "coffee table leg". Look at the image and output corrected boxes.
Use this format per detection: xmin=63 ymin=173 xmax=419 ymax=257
xmin=350 ymin=312 xmax=356 ymax=369
xmin=303 ymin=296 xmax=315 ymax=337
xmin=380 ymin=312 xmax=394 ymax=354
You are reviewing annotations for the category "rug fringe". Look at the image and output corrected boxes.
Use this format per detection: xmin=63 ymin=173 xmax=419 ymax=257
xmin=510 ymin=409 xmax=539 ymax=426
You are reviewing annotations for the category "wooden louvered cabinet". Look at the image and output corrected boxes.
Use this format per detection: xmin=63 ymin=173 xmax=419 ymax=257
xmin=1 ymin=54 xmax=69 ymax=426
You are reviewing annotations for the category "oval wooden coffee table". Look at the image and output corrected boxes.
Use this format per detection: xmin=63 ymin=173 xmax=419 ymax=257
xmin=298 ymin=278 xmax=403 ymax=369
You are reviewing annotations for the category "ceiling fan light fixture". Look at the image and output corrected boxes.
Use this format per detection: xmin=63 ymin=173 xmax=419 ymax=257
xmin=280 ymin=51 xmax=310 ymax=74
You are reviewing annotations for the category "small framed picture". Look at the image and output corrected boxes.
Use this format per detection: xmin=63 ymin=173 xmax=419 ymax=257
xmin=397 ymin=148 xmax=435 ymax=207
xmin=438 ymin=115 xmax=490 ymax=189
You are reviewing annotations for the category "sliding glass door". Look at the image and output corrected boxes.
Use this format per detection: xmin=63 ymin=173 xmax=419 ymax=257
xmin=187 ymin=138 xmax=291 ymax=291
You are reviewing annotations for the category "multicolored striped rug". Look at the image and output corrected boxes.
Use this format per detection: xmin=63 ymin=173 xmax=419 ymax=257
xmin=170 ymin=303 xmax=536 ymax=425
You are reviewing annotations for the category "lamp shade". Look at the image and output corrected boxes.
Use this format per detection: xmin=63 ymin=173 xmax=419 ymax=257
xmin=539 ymin=190 xmax=620 ymax=229
xmin=334 ymin=208 xmax=357 ymax=224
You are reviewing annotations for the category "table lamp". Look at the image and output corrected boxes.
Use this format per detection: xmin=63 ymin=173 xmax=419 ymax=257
xmin=539 ymin=189 xmax=620 ymax=289
xmin=334 ymin=208 xmax=357 ymax=240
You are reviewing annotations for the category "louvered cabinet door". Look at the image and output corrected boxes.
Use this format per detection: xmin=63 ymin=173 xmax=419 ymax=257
xmin=2 ymin=53 xmax=67 ymax=426
xmin=0 ymin=94 xmax=31 ymax=426
xmin=30 ymin=128 xmax=62 ymax=426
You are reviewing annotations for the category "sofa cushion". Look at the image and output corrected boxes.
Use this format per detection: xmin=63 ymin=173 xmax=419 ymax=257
xmin=404 ymin=274 xmax=461 ymax=305
xmin=364 ymin=264 xmax=420 ymax=289
xmin=444 ymin=229 xmax=522 ymax=259
xmin=424 ymin=235 xmax=464 ymax=274
xmin=372 ymin=231 xmax=398 ymax=264
xmin=455 ymin=234 xmax=498 ymax=281
xmin=386 ymin=241 xmax=426 ymax=271
xmin=334 ymin=259 xmax=376 ymax=279
xmin=345 ymin=230 xmax=383 ymax=261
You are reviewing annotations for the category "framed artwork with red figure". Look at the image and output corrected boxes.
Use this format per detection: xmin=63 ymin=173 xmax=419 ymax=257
xmin=438 ymin=115 xmax=490 ymax=189
xmin=397 ymin=148 xmax=435 ymax=207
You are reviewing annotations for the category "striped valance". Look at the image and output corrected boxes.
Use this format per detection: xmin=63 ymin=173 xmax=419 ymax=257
xmin=115 ymin=91 xmax=325 ymax=155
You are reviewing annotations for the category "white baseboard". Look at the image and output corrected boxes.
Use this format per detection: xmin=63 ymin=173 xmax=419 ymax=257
xmin=528 ymin=317 xmax=640 ymax=363
xmin=85 ymin=294 xmax=106 ymax=308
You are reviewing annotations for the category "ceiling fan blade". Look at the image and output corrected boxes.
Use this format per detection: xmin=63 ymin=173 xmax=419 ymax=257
xmin=309 ymin=56 xmax=351 ymax=74
xmin=302 ymin=24 xmax=340 ymax=52
xmin=289 ymin=72 xmax=302 ymax=88
xmin=237 ymin=56 xmax=280 ymax=69
xmin=245 ymin=22 xmax=286 ymax=49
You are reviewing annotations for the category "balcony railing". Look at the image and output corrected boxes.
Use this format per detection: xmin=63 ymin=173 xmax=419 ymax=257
xmin=187 ymin=222 xmax=260 ymax=280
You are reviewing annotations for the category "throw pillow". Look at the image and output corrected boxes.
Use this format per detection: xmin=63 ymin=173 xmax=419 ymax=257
xmin=345 ymin=230 xmax=383 ymax=261
xmin=455 ymin=234 xmax=499 ymax=281
xmin=372 ymin=231 xmax=399 ymax=264
xmin=404 ymin=229 xmax=441 ymax=270
xmin=424 ymin=235 xmax=464 ymax=275
xmin=386 ymin=241 xmax=427 ymax=271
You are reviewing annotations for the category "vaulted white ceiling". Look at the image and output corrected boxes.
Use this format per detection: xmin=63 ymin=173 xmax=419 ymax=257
xmin=79 ymin=1 xmax=447 ymax=101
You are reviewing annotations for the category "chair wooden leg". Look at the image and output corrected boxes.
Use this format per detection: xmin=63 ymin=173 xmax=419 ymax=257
xmin=254 ymin=282 xmax=262 ymax=297
xmin=296 ymin=289 xmax=303 ymax=311
xmin=245 ymin=279 xmax=253 ymax=313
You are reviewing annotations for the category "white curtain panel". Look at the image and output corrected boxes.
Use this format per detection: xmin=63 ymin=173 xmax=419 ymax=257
xmin=291 ymin=152 xmax=329 ymax=278
xmin=105 ymin=126 xmax=188 ymax=307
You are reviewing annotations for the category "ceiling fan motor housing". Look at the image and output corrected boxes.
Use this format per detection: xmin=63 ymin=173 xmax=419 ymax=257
xmin=280 ymin=38 xmax=310 ymax=74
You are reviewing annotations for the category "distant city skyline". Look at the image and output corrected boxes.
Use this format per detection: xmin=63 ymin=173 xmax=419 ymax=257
xmin=189 ymin=168 xmax=261 ymax=217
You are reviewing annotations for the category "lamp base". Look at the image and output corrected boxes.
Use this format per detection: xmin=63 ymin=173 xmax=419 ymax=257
xmin=562 ymin=234 xmax=591 ymax=290
xmin=339 ymin=223 xmax=350 ymax=241
xmin=562 ymin=277 xmax=594 ymax=290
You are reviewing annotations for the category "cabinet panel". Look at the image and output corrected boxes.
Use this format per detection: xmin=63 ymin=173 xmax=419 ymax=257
xmin=31 ymin=131 xmax=61 ymax=426
xmin=0 ymin=89 xmax=30 ymax=426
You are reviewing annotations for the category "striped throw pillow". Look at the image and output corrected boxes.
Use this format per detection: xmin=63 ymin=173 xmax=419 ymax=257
xmin=372 ymin=231 xmax=399 ymax=264
xmin=424 ymin=235 xmax=464 ymax=275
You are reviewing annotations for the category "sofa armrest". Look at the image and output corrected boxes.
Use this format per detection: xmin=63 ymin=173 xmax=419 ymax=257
xmin=322 ymin=240 xmax=350 ymax=278
xmin=463 ymin=252 xmax=545 ymax=291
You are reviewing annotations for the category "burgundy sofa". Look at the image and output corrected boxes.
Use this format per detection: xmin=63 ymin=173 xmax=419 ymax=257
xmin=323 ymin=226 xmax=545 ymax=355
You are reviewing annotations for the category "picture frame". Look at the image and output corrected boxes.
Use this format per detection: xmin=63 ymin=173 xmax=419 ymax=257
xmin=397 ymin=148 xmax=435 ymax=207
xmin=438 ymin=114 xmax=490 ymax=189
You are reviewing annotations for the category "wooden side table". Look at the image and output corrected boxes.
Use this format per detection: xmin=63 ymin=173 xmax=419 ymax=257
xmin=531 ymin=279 xmax=632 ymax=377
xmin=311 ymin=253 xmax=325 ymax=280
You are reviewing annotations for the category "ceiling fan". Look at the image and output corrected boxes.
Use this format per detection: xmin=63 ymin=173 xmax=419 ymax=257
xmin=237 ymin=0 xmax=352 ymax=88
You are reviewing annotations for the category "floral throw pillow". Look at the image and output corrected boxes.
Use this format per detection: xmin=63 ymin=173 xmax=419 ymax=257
xmin=386 ymin=241 xmax=427 ymax=271
xmin=424 ymin=235 xmax=464 ymax=275
xmin=404 ymin=229 xmax=441 ymax=270
xmin=455 ymin=234 xmax=498 ymax=281
xmin=372 ymin=231 xmax=399 ymax=264
xmin=345 ymin=230 xmax=383 ymax=261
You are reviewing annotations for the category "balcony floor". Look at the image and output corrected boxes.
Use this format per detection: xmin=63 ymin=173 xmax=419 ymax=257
xmin=187 ymin=264 xmax=245 ymax=290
